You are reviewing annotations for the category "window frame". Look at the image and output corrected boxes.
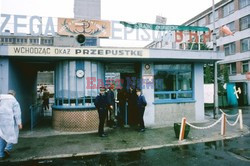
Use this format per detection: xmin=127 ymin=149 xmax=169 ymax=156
xmin=239 ymin=0 xmax=250 ymax=9
xmin=240 ymin=15 xmax=250 ymax=31
xmin=223 ymin=2 xmax=235 ymax=17
xmin=241 ymin=37 xmax=250 ymax=52
xmin=224 ymin=42 xmax=236 ymax=56
xmin=242 ymin=61 xmax=249 ymax=73
xmin=154 ymin=64 xmax=194 ymax=103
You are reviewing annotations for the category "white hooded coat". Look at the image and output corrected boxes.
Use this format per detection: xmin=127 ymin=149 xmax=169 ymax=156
xmin=0 ymin=94 xmax=22 ymax=144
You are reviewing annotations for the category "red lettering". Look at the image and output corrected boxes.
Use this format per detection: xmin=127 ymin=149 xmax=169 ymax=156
xmin=97 ymin=79 xmax=104 ymax=89
xmin=175 ymin=31 xmax=183 ymax=42
xmin=202 ymin=31 xmax=211 ymax=43
xmin=188 ymin=31 xmax=198 ymax=43
xmin=86 ymin=77 xmax=97 ymax=89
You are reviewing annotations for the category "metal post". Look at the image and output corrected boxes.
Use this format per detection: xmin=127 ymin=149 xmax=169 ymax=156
xmin=214 ymin=61 xmax=219 ymax=118
xmin=212 ymin=0 xmax=216 ymax=51
xmin=212 ymin=0 xmax=219 ymax=119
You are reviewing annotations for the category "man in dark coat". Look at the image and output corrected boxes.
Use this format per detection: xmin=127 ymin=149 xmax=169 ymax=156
xmin=94 ymin=87 xmax=109 ymax=137
xmin=106 ymin=84 xmax=117 ymax=128
xmin=117 ymin=88 xmax=127 ymax=127
xmin=136 ymin=89 xmax=147 ymax=132
xmin=127 ymin=86 xmax=138 ymax=126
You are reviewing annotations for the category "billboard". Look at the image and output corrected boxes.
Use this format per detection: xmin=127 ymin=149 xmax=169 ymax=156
xmin=57 ymin=18 xmax=111 ymax=37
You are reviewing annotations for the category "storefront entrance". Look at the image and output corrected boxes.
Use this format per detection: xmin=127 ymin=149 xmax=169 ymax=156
xmin=105 ymin=62 xmax=141 ymax=126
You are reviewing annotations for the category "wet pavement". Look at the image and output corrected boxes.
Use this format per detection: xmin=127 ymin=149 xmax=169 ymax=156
xmin=0 ymin=106 xmax=250 ymax=165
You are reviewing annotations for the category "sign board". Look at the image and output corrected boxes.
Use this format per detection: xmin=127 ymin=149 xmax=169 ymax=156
xmin=57 ymin=18 xmax=111 ymax=37
xmin=1 ymin=14 xmax=211 ymax=43
xmin=7 ymin=46 xmax=149 ymax=58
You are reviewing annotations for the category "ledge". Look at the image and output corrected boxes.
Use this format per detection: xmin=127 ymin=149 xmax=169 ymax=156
xmin=52 ymin=105 xmax=96 ymax=111
xmin=153 ymin=99 xmax=196 ymax=104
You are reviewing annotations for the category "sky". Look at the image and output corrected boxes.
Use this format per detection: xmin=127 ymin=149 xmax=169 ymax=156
xmin=0 ymin=0 xmax=221 ymax=47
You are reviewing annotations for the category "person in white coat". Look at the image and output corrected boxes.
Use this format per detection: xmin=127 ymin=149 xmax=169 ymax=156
xmin=0 ymin=90 xmax=22 ymax=160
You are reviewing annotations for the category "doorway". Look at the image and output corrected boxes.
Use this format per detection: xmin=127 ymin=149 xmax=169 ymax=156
xmin=105 ymin=62 xmax=141 ymax=126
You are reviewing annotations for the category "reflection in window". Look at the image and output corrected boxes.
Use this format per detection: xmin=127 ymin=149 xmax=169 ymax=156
xmin=154 ymin=64 xmax=193 ymax=101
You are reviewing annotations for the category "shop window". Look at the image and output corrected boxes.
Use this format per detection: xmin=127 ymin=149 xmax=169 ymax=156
xmin=239 ymin=0 xmax=250 ymax=9
xmin=209 ymin=10 xmax=219 ymax=24
xmin=154 ymin=64 xmax=193 ymax=102
xmin=223 ymin=2 xmax=235 ymax=17
xmin=224 ymin=42 xmax=236 ymax=56
xmin=242 ymin=61 xmax=249 ymax=73
xmin=240 ymin=15 xmax=250 ymax=31
xmin=241 ymin=37 xmax=250 ymax=52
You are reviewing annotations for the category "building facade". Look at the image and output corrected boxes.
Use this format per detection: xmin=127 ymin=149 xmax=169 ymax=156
xmin=182 ymin=0 xmax=250 ymax=106
xmin=0 ymin=44 xmax=224 ymax=131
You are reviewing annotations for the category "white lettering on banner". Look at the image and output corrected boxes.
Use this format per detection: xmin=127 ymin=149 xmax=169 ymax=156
xmin=1 ymin=14 xmax=55 ymax=36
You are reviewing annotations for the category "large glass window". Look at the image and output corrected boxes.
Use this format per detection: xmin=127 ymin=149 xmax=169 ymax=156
xmin=239 ymin=0 xmax=250 ymax=9
xmin=223 ymin=2 xmax=235 ymax=17
xmin=154 ymin=64 xmax=193 ymax=102
xmin=224 ymin=42 xmax=236 ymax=56
xmin=55 ymin=60 xmax=102 ymax=107
xmin=242 ymin=61 xmax=249 ymax=73
xmin=241 ymin=37 xmax=250 ymax=52
xmin=240 ymin=15 xmax=250 ymax=31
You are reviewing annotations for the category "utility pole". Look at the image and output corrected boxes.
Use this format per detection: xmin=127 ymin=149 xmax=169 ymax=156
xmin=212 ymin=0 xmax=219 ymax=119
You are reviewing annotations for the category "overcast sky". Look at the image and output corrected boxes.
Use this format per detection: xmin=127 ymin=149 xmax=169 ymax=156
xmin=1 ymin=0 xmax=221 ymax=46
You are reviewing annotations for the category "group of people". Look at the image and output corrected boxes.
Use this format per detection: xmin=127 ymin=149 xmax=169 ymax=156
xmin=0 ymin=90 xmax=22 ymax=160
xmin=94 ymin=85 xmax=147 ymax=137
xmin=39 ymin=85 xmax=50 ymax=111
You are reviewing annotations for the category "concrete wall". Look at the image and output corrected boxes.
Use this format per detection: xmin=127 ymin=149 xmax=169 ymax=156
xmin=141 ymin=63 xmax=155 ymax=126
xmin=0 ymin=57 xmax=9 ymax=94
xmin=154 ymin=103 xmax=195 ymax=126
xmin=8 ymin=61 xmax=37 ymax=126
xmin=194 ymin=63 xmax=205 ymax=121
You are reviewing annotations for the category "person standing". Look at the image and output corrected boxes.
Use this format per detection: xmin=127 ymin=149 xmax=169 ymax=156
xmin=117 ymin=88 xmax=127 ymax=127
xmin=0 ymin=90 xmax=22 ymax=160
xmin=42 ymin=86 xmax=50 ymax=111
xmin=127 ymin=86 xmax=138 ymax=126
xmin=136 ymin=89 xmax=147 ymax=132
xmin=94 ymin=87 xmax=109 ymax=137
xmin=107 ymin=84 xmax=117 ymax=128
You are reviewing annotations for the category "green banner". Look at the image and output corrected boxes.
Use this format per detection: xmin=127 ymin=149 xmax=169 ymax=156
xmin=120 ymin=21 xmax=209 ymax=32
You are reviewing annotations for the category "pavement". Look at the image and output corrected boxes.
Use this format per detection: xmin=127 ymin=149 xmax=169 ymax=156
xmin=1 ymin=112 xmax=249 ymax=163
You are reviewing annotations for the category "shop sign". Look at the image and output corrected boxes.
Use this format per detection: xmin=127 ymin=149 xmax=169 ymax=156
xmin=7 ymin=46 xmax=148 ymax=58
